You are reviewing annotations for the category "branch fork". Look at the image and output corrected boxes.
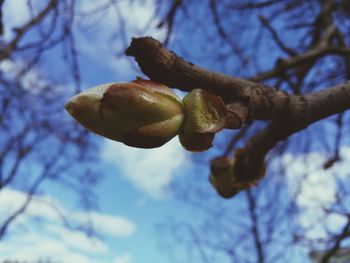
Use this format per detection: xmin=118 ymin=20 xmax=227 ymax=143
xmin=125 ymin=37 xmax=350 ymax=198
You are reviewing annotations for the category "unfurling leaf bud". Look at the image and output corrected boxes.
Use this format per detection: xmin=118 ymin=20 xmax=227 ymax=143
xmin=179 ymin=89 xmax=226 ymax=152
xmin=209 ymin=155 xmax=260 ymax=198
xmin=65 ymin=79 xmax=184 ymax=148
xmin=178 ymin=132 xmax=215 ymax=152
xmin=182 ymin=89 xmax=226 ymax=133
xmin=209 ymin=157 xmax=239 ymax=198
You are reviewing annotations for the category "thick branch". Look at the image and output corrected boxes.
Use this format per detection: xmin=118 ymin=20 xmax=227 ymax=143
xmin=234 ymin=82 xmax=350 ymax=182
xmin=126 ymin=37 xmax=350 ymax=185
xmin=126 ymin=37 xmax=307 ymax=121
xmin=305 ymin=82 xmax=350 ymax=123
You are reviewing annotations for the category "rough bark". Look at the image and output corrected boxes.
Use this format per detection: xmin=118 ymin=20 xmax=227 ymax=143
xmin=126 ymin=36 xmax=350 ymax=184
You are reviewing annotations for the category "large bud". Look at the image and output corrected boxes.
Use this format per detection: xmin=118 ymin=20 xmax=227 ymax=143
xmin=65 ymin=79 xmax=184 ymax=148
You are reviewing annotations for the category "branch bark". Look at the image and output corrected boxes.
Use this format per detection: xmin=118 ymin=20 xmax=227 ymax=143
xmin=126 ymin=36 xmax=350 ymax=185
xmin=126 ymin=37 xmax=311 ymax=121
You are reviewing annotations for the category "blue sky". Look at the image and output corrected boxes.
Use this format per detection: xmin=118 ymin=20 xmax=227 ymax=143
xmin=0 ymin=1 xmax=204 ymax=262
xmin=1 ymin=1 xmax=350 ymax=262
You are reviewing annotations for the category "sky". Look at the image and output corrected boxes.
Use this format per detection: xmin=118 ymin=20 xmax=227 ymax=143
xmin=0 ymin=1 xmax=198 ymax=262
xmin=1 ymin=0 xmax=350 ymax=262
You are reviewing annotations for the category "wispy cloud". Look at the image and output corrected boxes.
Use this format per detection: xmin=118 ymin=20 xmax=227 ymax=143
xmin=100 ymin=138 xmax=190 ymax=198
xmin=0 ymin=188 xmax=136 ymax=261
xmin=73 ymin=211 xmax=136 ymax=237
xmin=0 ymin=188 xmax=136 ymax=238
xmin=0 ymin=234 xmax=102 ymax=263
xmin=2 ymin=0 xmax=31 ymax=40
xmin=44 ymin=224 xmax=109 ymax=253
xmin=113 ymin=252 xmax=132 ymax=263
xmin=74 ymin=0 xmax=166 ymax=80
xmin=270 ymin=146 xmax=350 ymax=240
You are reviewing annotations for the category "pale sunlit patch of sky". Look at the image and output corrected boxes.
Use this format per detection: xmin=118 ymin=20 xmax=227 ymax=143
xmin=270 ymin=146 xmax=350 ymax=240
xmin=1 ymin=0 xmax=182 ymax=262
xmin=100 ymin=137 xmax=191 ymax=198
xmin=0 ymin=189 xmax=136 ymax=262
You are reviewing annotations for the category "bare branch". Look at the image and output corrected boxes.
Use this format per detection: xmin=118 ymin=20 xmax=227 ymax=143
xmin=0 ymin=0 xmax=5 ymax=36
xmin=319 ymin=215 xmax=350 ymax=263
xmin=246 ymin=190 xmax=265 ymax=263
xmin=125 ymin=36 xmax=311 ymax=121
xmin=234 ymin=81 xmax=350 ymax=182
xmin=258 ymin=15 xmax=296 ymax=56
xmin=157 ymin=0 xmax=182 ymax=45
xmin=0 ymin=0 xmax=58 ymax=61
xmin=209 ymin=0 xmax=246 ymax=62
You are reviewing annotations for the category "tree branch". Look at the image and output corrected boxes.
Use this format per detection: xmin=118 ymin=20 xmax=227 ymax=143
xmin=258 ymin=15 xmax=296 ymax=56
xmin=234 ymin=81 xmax=350 ymax=182
xmin=249 ymin=45 xmax=349 ymax=82
xmin=247 ymin=190 xmax=265 ymax=263
xmin=126 ymin=37 xmax=310 ymax=121
xmin=126 ymin=36 xmax=350 ymax=184
xmin=0 ymin=0 xmax=5 ymax=36
xmin=0 ymin=0 xmax=58 ymax=61
xmin=320 ymin=215 xmax=350 ymax=263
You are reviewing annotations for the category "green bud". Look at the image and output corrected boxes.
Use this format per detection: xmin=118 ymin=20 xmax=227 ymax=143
xmin=65 ymin=79 xmax=184 ymax=148
xmin=178 ymin=89 xmax=226 ymax=152
xmin=178 ymin=132 xmax=215 ymax=152
xmin=210 ymin=154 xmax=263 ymax=198
xmin=182 ymin=89 xmax=226 ymax=133
xmin=209 ymin=157 xmax=239 ymax=198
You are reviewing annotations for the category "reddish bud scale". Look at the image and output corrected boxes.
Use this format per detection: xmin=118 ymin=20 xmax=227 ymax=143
xmin=65 ymin=79 xmax=184 ymax=148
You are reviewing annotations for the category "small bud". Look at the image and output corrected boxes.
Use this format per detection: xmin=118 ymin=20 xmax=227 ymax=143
xmin=209 ymin=157 xmax=239 ymax=198
xmin=182 ymin=89 xmax=226 ymax=133
xmin=233 ymin=148 xmax=266 ymax=182
xmin=209 ymin=155 xmax=260 ymax=198
xmin=178 ymin=89 xmax=226 ymax=152
xmin=65 ymin=79 xmax=184 ymax=148
xmin=178 ymin=132 xmax=214 ymax=152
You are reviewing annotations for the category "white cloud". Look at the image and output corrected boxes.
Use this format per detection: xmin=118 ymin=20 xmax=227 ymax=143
xmin=74 ymin=0 xmax=166 ymax=79
xmin=45 ymin=224 xmax=108 ymax=253
xmin=3 ymin=0 xmax=166 ymax=81
xmin=0 ymin=188 xmax=136 ymax=260
xmin=0 ymin=60 xmax=64 ymax=95
xmin=2 ymin=0 xmax=31 ymax=40
xmin=0 ymin=226 xmax=133 ymax=263
xmin=0 ymin=232 xmax=135 ymax=263
xmin=0 ymin=188 xmax=136 ymax=238
xmin=73 ymin=211 xmax=136 ymax=237
xmin=76 ymin=0 xmax=164 ymax=40
xmin=101 ymin=137 xmax=190 ymax=198
xmin=0 ymin=235 xmax=105 ymax=263
xmin=270 ymin=146 xmax=350 ymax=240
xmin=0 ymin=188 xmax=59 ymax=225
xmin=113 ymin=252 xmax=132 ymax=263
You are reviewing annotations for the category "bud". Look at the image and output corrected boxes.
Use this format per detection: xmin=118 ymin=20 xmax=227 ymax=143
xmin=179 ymin=89 xmax=226 ymax=152
xmin=65 ymin=79 xmax=184 ymax=148
xmin=182 ymin=89 xmax=226 ymax=133
xmin=209 ymin=156 xmax=259 ymax=198
xmin=209 ymin=157 xmax=239 ymax=198
xmin=178 ymin=132 xmax=215 ymax=152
